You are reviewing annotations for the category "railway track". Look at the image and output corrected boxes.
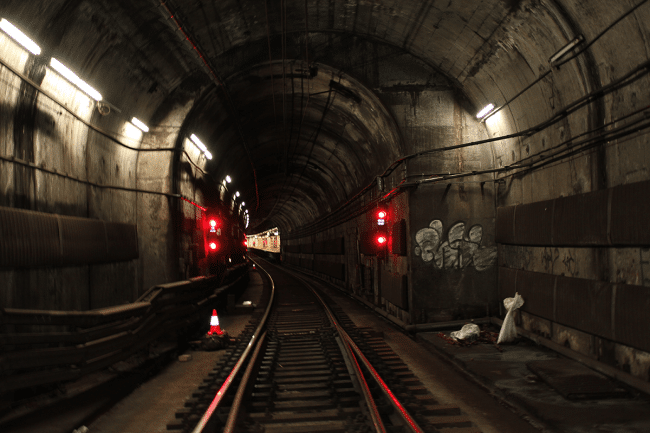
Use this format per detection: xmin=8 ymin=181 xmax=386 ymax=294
xmin=170 ymin=258 xmax=481 ymax=432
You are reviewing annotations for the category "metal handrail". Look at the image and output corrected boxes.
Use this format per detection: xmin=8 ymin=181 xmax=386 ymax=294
xmin=191 ymin=258 xmax=275 ymax=433
xmin=0 ymin=265 xmax=249 ymax=393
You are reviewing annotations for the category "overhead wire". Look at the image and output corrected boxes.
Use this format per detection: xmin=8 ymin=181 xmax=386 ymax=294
xmin=483 ymin=0 xmax=650 ymax=122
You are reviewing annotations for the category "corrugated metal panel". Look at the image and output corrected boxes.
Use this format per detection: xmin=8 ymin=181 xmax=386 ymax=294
xmin=553 ymin=190 xmax=608 ymax=245
xmin=556 ymin=276 xmax=612 ymax=339
xmin=516 ymin=270 xmax=555 ymax=320
xmin=615 ymin=283 xmax=650 ymax=352
xmin=60 ymin=216 xmax=107 ymax=265
xmin=1 ymin=205 xmax=138 ymax=267
xmin=0 ymin=207 xmax=60 ymax=267
xmin=514 ymin=199 xmax=554 ymax=245
xmin=106 ymin=222 xmax=138 ymax=261
xmin=610 ymin=180 xmax=650 ymax=245
xmin=495 ymin=206 xmax=515 ymax=244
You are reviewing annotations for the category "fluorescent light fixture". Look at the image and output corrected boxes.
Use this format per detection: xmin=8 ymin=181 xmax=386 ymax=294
xmin=0 ymin=19 xmax=41 ymax=55
xmin=50 ymin=58 xmax=102 ymax=101
xmin=189 ymin=134 xmax=207 ymax=152
xmin=226 ymin=175 xmax=232 ymax=183
xmin=235 ymin=191 xmax=240 ymax=197
xmin=476 ymin=103 xmax=495 ymax=119
xmin=131 ymin=117 xmax=149 ymax=132
xmin=549 ymin=35 xmax=584 ymax=65
xmin=204 ymin=150 xmax=212 ymax=160
xmin=241 ymin=202 xmax=245 ymax=207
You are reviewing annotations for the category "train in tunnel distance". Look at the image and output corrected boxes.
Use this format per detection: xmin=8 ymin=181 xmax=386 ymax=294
xmin=246 ymin=228 xmax=281 ymax=254
xmin=193 ymin=203 xmax=248 ymax=278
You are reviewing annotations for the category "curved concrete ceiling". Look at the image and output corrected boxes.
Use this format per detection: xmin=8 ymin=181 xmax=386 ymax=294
xmin=2 ymin=0 xmax=647 ymax=233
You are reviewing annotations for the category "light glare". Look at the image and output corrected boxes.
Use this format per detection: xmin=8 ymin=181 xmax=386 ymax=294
xmin=0 ymin=19 xmax=41 ymax=55
xmin=476 ymin=103 xmax=495 ymax=119
xmin=204 ymin=150 xmax=212 ymax=160
xmin=50 ymin=58 xmax=102 ymax=101
xmin=190 ymin=134 xmax=207 ymax=151
xmin=226 ymin=175 xmax=232 ymax=183
xmin=235 ymin=191 xmax=240 ymax=197
xmin=131 ymin=117 xmax=149 ymax=132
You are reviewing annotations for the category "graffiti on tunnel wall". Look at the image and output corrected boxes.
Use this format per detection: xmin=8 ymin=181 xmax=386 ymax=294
xmin=414 ymin=220 xmax=497 ymax=271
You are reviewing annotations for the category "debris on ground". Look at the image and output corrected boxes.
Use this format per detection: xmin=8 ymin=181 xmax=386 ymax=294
xmin=437 ymin=326 xmax=503 ymax=352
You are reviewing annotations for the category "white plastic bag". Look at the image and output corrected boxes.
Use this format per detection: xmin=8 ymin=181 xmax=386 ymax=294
xmin=450 ymin=323 xmax=480 ymax=341
xmin=497 ymin=292 xmax=524 ymax=344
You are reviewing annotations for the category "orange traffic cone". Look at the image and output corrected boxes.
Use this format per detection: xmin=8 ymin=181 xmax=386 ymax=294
xmin=207 ymin=309 xmax=224 ymax=336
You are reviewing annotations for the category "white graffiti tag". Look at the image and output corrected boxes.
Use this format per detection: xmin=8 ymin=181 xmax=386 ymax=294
xmin=414 ymin=220 xmax=497 ymax=271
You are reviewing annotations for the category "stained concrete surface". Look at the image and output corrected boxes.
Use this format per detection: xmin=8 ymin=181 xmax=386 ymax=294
xmin=418 ymin=330 xmax=650 ymax=433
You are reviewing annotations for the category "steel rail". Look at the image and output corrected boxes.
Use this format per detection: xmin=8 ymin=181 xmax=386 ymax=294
xmin=239 ymin=259 xmax=387 ymax=433
xmin=222 ymin=330 xmax=268 ymax=433
xmin=293 ymin=271 xmax=425 ymax=433
xmin=190 ymin=259 xmax=275 ymax=433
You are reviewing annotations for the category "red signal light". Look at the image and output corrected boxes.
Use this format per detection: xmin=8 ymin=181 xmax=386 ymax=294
xmin=209 ymin=242 xmax=217 ymax=250
xmin=377 ymin=235 xmax=387 ymax=245
xmin=377 ymin=210 xmax=386 ymax=219
xmin=209 ymin=219 xmax=217 ymax=228
xmin=243 ymin=240 xmax=248 ymax=247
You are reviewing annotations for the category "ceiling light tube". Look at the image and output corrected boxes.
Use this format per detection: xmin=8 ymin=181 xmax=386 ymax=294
xmin=235 ymin=191 xmax=240 ymax=197
xmin=189 ymin=133 xmax=207 ymax=152
xmin=204 ymin=150 xmax=212 ymax=160
xmin=476 ymin=103 xmax=495 ymax=119
xmin=549 ymin=35 xmax=584 ymax=65
xmin=50 ymin=58 xmax=102 ymax=101
xmin=131 ymin=117 xmax=149 ymax=132
xmin=0 ymin=19 xmax=41 ymax=55
xmin=226 ymin=175 xmax=232 ymax=183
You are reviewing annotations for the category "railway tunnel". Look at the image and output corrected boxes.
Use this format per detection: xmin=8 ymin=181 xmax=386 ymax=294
xmin=1 ymin=0 xmax=650 ymax=431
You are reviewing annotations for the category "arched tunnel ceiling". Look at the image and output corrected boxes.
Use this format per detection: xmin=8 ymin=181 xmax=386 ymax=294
xmin=3 ymin=0 xmax=636 ymax=233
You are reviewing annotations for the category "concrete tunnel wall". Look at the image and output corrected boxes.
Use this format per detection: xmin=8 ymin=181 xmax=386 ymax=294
xmin=0 ymin=0 xmax=650 ymax=382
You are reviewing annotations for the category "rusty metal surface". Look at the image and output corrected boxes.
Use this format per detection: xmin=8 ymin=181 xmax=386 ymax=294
xmin=615 ymin=283 xmax=650 ymax=352
xmin=527 ymin=358 xmax=628 ymax=400
xmin=513 ymin=200 xmax=554 ymax=246
xmin=553 ymin=190 xmax=608 ymax=245
xmin=610 ymin=180 xmax=650 ymax=245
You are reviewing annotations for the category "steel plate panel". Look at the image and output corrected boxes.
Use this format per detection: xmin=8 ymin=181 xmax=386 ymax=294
xmin=495 ymin=206 xmax=516 ymax=244
xmin=498 ymin=266 xmax=518 ymax=301
xmin=553 ymin=190 xmax=608 ymax=245
xmin=556 ymin=276 xmax=612 ymax=339
xmin=610 ymin=180 xmax=650 ymax=245
xmin=615 ymin=283 xmax=650 ymax=352
xmin=514 ymin=200 xmax=554 ymax=245
xmin=60 ymin=217 xmax=106 ymax=265
xmin=515 ymin=270 xmax=555 ymax=320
